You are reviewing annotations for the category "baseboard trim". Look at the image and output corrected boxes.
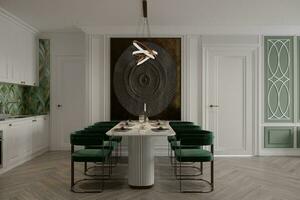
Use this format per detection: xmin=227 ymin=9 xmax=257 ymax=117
xmin=214 ymin=155 xmax=254 ymax=157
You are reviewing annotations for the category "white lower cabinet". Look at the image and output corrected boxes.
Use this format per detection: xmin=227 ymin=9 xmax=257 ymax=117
xmin=0 ymin=115 xmax=49 ymax=173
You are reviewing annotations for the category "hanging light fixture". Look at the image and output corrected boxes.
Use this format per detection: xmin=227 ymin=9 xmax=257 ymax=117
xmin=132 ymin=0 xmax=158 ymax=66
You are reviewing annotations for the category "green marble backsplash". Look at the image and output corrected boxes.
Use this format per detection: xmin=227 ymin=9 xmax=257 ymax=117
xmin=0 ymin=39 xmax=50 ymax=115
xmin=0 ymin=84 xmax=24 ymax=115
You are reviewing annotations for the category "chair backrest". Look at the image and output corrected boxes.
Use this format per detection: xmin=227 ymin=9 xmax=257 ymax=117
xmin=94 ymin=121 xmax=120 ymax=127
xmin=173 ymin=125 xmax=201 ymax=132
xmin=85 ymin=126 xmax=111 ymax=132
xmin=179 ymin=130 xmax=213 ymax=146
xmin=70 ymin=131 xmax=105 ymax=146
xmin=81 ymin=128 xmax=111 ymax=140
xmin=169 ymin=121 xmax=194 ymax=127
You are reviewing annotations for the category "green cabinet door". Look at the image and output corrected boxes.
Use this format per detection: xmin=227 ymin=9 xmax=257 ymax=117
xmin=264 ymin=36 xmax=294 ymax=122
xmin=264 ymin=127 xmax=294 ymax=148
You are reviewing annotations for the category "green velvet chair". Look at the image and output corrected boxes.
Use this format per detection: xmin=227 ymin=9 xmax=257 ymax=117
xmin=91 ymin=122 xmax=123 ymax=154
xmin=70 ymin=132 xmax=113 ymax=193
xmin=82 ymin=127 xmax=119 ymax=175
xmin=168 ymin=121 xmax=197 ymax=145
xmin=169 ymin=121 xmax=194 ymax=126
xmin=174 ymin=130 xmax=214 ymax=193
xmin=168 ymin=124 xmax=202 ymax=166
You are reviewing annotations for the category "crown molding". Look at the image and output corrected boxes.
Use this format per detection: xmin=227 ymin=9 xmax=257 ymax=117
xmin=80 ymin=25 xmax=300 ymax=35
xmin=0 ymin=6 xmax=39 ymax=34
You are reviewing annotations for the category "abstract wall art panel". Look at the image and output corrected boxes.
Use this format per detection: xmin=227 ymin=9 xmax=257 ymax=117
xmin=110 ymin=38 xmax=181 ymax=120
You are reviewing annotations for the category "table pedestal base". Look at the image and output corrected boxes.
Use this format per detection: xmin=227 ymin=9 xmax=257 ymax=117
xmin=128 ymin=136 xmax=154 ymax=187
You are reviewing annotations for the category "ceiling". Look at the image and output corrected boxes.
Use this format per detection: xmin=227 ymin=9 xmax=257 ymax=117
xmin=1 ymin=0 xmax=300 ymax=32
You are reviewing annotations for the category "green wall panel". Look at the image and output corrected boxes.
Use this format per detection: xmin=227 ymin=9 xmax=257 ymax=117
xmin=0 ymin=84 xmax=24 ymax=114
xmin=298 ymin=37 xmax=300 ymax=122
xmin=297 ymin=127 xmax=300 ymax=148
xmin=264 ymin=127 xmax=294 ymax=148
xmin=264 ymin=36 xmax=294 ymax=122
xmin=0 ymin=39 xmax=50 ymax=115
xmin=23 ymin=39 xmax=50 ymax=115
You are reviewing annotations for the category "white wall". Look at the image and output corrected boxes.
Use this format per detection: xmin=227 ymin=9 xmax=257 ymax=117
xmin=2 ymin=0 xmax=300 ymax=32
xmin=39 ymin=32 xmax=86 ymax=150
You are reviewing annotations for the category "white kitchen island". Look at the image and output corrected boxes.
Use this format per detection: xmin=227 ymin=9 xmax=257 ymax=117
xmin=106 ymin=121 xmax=175 ymax=188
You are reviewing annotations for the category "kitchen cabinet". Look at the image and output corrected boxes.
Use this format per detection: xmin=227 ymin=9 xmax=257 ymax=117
xmin=0 ymin=9 xmax=38 ymax=86
xmin=32 ymin=117 xmax=49 ymax=152
xmin=0 ymin=116 xmax=49 ymax=173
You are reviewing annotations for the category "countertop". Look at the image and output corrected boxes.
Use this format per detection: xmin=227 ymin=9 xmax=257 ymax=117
xmin=0 ymin=114 xmax=48 ymax=125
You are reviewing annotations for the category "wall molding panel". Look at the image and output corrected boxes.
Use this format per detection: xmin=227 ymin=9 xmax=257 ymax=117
xmin=264 ymin=36 xmax=294 ymax=123
xmin=264 ymin=127 xmax=294 ymax=148
xmin=297 ymin=128 xmax=300 ymax=148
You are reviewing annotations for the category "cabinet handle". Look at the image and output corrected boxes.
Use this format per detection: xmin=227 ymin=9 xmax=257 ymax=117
xmin=32 ymin=120 xmax=37 ymax=122
xmin=9 ymin=124 xmax=12 ymax=126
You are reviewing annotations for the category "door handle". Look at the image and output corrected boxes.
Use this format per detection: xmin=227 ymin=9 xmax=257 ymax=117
xmin=57 ymin=104 xmax=62 ymax=108
xmin=209 ymin=105 xmax=219 ymax=108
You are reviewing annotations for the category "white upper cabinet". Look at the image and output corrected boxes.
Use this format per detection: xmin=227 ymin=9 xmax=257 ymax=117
xmin=0 ymin=9 xmax=38 ymax=86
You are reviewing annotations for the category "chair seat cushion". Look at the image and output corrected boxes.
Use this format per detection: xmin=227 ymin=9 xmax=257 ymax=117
xmin=171 ymin=141 xmax=202 ymax=150
xmin=72 ymin=149 xmax=112 ymax=162
xmin=85 ymin=141 xmax=118 ymax=150
xmin=175 ymin=149 xmax=213 ymax=162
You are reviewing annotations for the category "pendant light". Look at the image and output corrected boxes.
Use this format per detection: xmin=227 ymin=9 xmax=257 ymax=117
xmin=132 ymin=0 xmax=158 ymax=66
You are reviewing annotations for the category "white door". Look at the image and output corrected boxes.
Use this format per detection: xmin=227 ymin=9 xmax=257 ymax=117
xmin=52 ymin=56 xmax=86 ymax=150
xmin=204 ymin=46 xmax=256 ymax=155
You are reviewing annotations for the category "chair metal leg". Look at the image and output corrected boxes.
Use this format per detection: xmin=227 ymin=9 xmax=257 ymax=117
xmin=170 ymin=148 xmax=173 ymax=166
xmin=120 ymin=142 xmax=122 ymax=158
xmin=179 ymin=158 xmax=182 ymax=192
xmin=84 ymin=162 xmax=87 ymax=173
xmin=178 ymin=161 xmax=214 ymax=193
xmin=102 ymin=159 xmax=104 ymax=191
xmin=174 ymin=156 xmax=177 ymax=176
xmin=71 ymin=160 xmax=74 ymax=188
xmin=200 ymin=162 xmax=203 ymax=175
xmin=71 ymin=161 xmax=104 ymax=193
xmin=211 ymin=160 xmax=214 ymax=191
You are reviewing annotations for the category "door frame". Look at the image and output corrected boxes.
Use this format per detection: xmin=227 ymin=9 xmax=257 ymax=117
xmin=201 ymin=43 xmax=260 ymax=156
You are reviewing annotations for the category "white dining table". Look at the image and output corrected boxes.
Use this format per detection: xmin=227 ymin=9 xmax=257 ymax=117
xmin=106 ymin=121 xmax=175 ymax=188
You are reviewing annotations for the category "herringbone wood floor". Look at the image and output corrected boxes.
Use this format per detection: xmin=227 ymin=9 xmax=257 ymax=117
xmin=0 ymin=151 xmax=300 ymax=200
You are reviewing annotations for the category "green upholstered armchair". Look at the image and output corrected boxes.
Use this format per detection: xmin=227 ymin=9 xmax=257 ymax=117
xmin=70 ymin=132 xmax=113 ymax=193
xmin=174 ymin=130 xmax=214 ymax=193
xmin=85 ymin=123 xmax=122 ymax=163
xmin=168 ymin=123 xmax=202 ymax=166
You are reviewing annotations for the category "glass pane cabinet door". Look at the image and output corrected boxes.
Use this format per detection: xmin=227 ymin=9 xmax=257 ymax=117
xmin=264 ymin=36 xmax=294 ymax=123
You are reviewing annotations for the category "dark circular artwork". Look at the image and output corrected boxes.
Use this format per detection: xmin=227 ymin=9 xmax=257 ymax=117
xmin=113 ymin=42 xmax=176 ymax=117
